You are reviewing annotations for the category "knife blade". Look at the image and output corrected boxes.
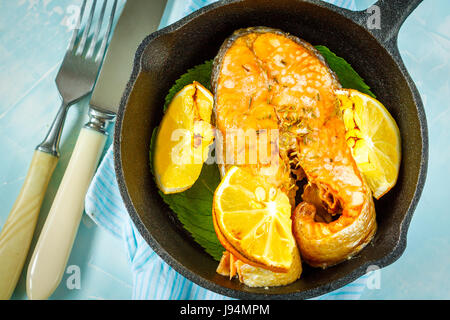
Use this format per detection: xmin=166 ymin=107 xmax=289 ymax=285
xmin=90 ymin=0 xmax=167 ymax=114
xmin=26 ymin=0 xmax=167 ymax=300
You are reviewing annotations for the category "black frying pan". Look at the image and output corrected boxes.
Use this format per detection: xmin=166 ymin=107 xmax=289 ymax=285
xmin=114 ymin=0 xmax=428 ymax=299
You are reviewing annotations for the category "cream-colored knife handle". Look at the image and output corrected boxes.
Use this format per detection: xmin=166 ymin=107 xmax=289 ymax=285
xmin=26 ymin=128 xmax=106 ymax=300
xmin=0 ymin=151 xmax=58 ymax=300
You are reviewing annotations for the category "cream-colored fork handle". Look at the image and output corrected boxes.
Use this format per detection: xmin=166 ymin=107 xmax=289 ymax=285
xmin=26 ymin=128 xmax=106 ymax=300
xmin=0 ymin=151 xmax=58 ymax=300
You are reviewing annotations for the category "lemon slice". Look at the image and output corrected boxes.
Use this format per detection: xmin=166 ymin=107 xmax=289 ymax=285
xmin=213 ymin=166 xmax=296 ymax=272
xmin=154 ymin=81 xmax=214 ymax=194
xmin=336 ymin=89 xmax=401 ymax=199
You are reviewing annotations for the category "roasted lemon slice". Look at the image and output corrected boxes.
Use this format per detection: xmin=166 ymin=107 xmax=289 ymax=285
xmin=154 ymin=81 xmax=214 ymax=194
xmin=337 ymin=89 xmax=401 ymax=199
xmin=213 ymin=166 xmax=296 ymax=273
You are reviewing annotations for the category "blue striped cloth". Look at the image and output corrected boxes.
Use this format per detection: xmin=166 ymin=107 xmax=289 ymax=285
xmin=85 ymin=0 xmax=370 ymax=300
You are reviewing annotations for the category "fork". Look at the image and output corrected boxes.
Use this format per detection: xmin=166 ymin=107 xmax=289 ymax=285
xmin=0 ymin=0 xmax=117 ymax=300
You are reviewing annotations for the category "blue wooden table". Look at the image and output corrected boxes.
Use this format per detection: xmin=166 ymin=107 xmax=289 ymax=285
xmin=0 ymin=0 xmax=449 ymax=299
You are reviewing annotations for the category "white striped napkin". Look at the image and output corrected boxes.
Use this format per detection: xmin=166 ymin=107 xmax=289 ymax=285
xmin=85 ymin=0 xmax=370 ymax=300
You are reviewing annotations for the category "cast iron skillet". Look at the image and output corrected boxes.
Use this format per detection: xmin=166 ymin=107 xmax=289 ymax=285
xmin=114 ymin=0 xmax=428 ymax=299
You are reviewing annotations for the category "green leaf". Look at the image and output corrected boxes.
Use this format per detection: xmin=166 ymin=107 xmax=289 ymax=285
xmin=315 ymin=45 xmax=376 ymax=98
xmin=151 ymin=47 xmax=375 ymax=262
xmin=150 ymin=128 xmax=224 ymax=260
xmin=157 ymin=162 xmax=224 ymax=261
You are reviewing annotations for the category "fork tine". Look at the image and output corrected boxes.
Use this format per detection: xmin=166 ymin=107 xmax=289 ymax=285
xmin=76 ymin=0 xmax=97 ymax=55
xmin=95 ymin=0 xmax=118 ymax=62
xmin=86 ymin=0 xmax=107 ymax=58
xmin=68 ymin=0 xmax=87 ymax=51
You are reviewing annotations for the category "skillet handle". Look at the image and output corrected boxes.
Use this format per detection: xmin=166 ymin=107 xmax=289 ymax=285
xmin=346 ymin=0 xmax=423 ymax=48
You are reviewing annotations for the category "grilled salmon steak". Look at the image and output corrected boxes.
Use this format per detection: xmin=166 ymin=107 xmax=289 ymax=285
xmin=212 ymin=27 xmax=376 ymax=273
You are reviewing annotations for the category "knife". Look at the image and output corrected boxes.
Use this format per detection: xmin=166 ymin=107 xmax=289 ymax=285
xmin=26 ymin=0 xmax=168 ymax=300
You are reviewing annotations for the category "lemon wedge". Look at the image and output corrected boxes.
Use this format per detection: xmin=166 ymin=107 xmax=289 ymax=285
xmin=336 ymin=89 xmax=401 ymax=199
xmin=154 ymin=81 xmax=214 ymax=194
